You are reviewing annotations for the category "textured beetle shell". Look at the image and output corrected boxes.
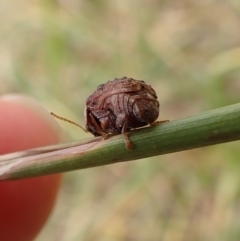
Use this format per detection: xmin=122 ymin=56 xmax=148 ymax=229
xmin=85 ymin=77 xmax=160 ymax=137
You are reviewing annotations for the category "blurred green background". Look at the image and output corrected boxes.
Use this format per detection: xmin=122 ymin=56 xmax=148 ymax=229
xmin=1 ymin=0 xmax=240 ymax=240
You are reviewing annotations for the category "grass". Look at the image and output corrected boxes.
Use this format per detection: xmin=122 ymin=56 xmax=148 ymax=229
xmin=1 ymin=1 xmax=240 ymax=240
xmin=1 ymin=103 xmax=240 ymax=180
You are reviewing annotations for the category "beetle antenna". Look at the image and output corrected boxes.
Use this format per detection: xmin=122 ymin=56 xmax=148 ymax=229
xmin=50 ymin=112 xmax=88 ymax=133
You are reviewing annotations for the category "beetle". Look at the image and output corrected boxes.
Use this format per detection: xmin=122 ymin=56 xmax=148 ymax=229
xmin=84 ymin=77 xmax=160 ymax=149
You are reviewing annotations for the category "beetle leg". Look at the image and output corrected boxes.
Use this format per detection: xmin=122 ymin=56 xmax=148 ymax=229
xmin=89 ymin=113 xmax=106 ymax=136
xmin=150 ymin=120 xmax=169 ymax=126
xmin=101 ymin=133 xmax=110 ymax=140
xmin=122 ymin=121 xmax=133 ymax=150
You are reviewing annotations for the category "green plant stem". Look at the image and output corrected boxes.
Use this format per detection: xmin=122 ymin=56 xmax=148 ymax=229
xmin=1 ymin=103 xmax=240 ymax=180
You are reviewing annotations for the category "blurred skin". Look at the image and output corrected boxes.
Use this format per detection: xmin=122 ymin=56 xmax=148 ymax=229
xmin=0 ymin=95 xmax=64 ymax=241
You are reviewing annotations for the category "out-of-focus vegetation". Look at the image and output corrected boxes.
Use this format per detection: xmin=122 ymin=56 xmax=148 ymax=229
xmin=1 ymin=1 xmax=240 ymax=240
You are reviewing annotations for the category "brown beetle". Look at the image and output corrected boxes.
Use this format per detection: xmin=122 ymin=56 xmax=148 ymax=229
xmin=84 ymin=77 xmax=159 ymax=149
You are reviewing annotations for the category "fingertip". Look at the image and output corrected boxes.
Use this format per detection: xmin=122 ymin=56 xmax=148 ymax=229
xmin=0 ymin=94 xmax=66 ymax=154
xmin=0 ymin=94 xmax=64 ymax=241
